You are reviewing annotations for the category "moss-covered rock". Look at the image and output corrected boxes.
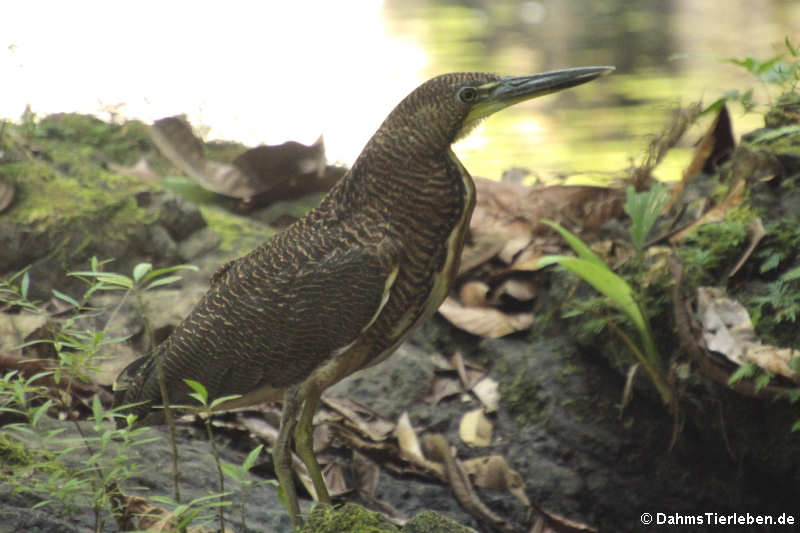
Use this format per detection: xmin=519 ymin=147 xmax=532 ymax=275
xmin=301 ymin=503 xmax=397 ymax=533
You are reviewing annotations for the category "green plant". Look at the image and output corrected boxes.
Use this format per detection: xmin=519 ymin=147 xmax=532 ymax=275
xmin=71 ymin=258 xmax=198 ymax=505
xmin=705 ymin=37 xmax=799 ymax=115
xmin=538 ymin=220 xmax=673 ymax=407
xmin=624 ymin=184 xmax=670 ymax=252
xmin=221 ymin=444 xmax=274 ymax=533
xmin=0 ymin=258 xmax=207 ymax=531
xmin=182 ymin=379 xmax=241 ymax=533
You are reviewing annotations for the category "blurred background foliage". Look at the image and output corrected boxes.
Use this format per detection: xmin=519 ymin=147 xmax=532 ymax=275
xmin=2 ymin=0 xmax=798 ymax=182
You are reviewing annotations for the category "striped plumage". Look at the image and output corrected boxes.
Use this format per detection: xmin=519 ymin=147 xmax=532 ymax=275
xmin=114 ymin=67 xmax=613 ymax=528
xmin=115 ymin=72 xmax=496 ymax=422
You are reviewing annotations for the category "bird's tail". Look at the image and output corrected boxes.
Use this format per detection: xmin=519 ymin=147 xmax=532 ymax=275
xmin=112 ymin=353 xmax=157 ymax=428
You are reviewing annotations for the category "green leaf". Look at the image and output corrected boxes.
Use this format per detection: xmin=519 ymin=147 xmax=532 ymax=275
xmin=51 ymin=289 xmax=80 ymax=308
xmin=786 ymin=36 xmax=798 ymax=58
xmin=188 ymin=392 xmax=207 ymax=406
xmin=537 ymin=255 xmax=646 ymax=333
xmin=754 ymin=372 xmax=773 ymax=392
xmin=32 ymin=500 xmax=53 ymax=510
xmin=132 ymin=263 xmax=153 ymax=283
xmin=242 ymin=444 xmax=264 ymax=473
xmin=69 ymin=271 xmax=133 ymax=289
xmin=183 ymin=379 xmax=208 ymax=402
xmin=728 ymin=362 xmax=758 ymax=384
xmin=780 ymin=266 xmax=800 ymax=283
xmin=624 ymin=184 xmax=670 ymax=251
xmin=144 ymin=275 xmax=184 ymax=290
xmin=221 ymin=462 xmax=242 ymax=481
xmin=789 ymin=357 xmax=800 ymax=374
xmin=208 ymin=394 xmax=242 ymax=410
xmin=31 ymin=400 xmax=53 ymax=427
xmin=20 ymin=272 xmax=29 ymax=299
xmin=144 ymin=264 xmax=199 ymax=281
xmin=540 ymin=220 xmax=605 ymax=266
xmin=792 ymin=419 xmax=800 ymax=432
xmin=91 ymin=394 xmax=104 ymax=424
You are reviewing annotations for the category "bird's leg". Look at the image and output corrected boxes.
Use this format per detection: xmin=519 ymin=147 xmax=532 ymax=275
xmin=292 ymin=386 xmax=331 ymax=505
xmin=274 ymin=385 xmax=303 ymax=529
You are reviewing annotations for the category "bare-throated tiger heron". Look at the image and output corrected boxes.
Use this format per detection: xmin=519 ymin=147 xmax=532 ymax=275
xmin=114 ymin=66 xmax=614 ymax=529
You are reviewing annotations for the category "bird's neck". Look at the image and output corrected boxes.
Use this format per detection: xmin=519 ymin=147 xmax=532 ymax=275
xmin=329 ymin=136 xmax=468 ymax=219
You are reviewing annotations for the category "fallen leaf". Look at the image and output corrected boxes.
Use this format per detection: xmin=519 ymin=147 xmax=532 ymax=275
xmin=697 ymin=286 xmax=800 ymax=383
xmin=322 ymin=461 xmax=349 ymax=497
xmin=322 ymin=395 xmax=395 ymax=441
xmin=394 ymin=412 xmax=425 ymax=463
xmin=459 ymin=233 xmax=506 ymax=274
xmin=351 ymin=450 xmax=380 ymax=497
xmin=728 ymin=217 xmax=766 ymax=278
xmin=459 ymin=408 xmax=493 ymax=447
xmin=438 ymin=297 xmax=533 ymax=338
xmin=459 ymin=280 xmax=492 ymax=307
xmin=422 ymin=433 xmax=516 ymax=533
xmin=150 ymin=116 xmax=336 ymax=203
xmin=670 ymin=178 xmax=746 ymax=243
xmin=471 ymin=377 xmax=500 ymax=413
xmin=461 ymin=455 xmax=529 ymax=507
xmin=666 ymin=104 xmax=735 ymax=212
xmin=425 ymin=376 xmax=463 ymax=406
xmin=494 ymin=277 xmax=537 ymax=303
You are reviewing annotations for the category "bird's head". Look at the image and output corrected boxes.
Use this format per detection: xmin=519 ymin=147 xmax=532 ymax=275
xmin=377 ymin=67 xmax=614 ymax=157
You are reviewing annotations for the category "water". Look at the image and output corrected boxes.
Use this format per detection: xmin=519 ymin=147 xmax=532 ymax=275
xmin=2 ymin=0 xmax=797 ymax=184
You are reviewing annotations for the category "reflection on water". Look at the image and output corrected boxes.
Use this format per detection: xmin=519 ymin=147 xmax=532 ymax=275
xmin=2 ymin=0 xmax=798 ymax=185
xmin=384 ymin=0 xmax=800 ymax=183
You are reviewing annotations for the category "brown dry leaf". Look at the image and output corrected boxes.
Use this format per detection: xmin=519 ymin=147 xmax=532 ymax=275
xmin=394 ymin=411 xmax=425 ymax=462
xmin=322 ymin=395 xmax=395 ymax=441
xmin=459 ymin=280 xmax=492 ymax=307
xmin=471 ymin=377 xmax=500 ymax=413
xmin=151 ymin=116 xmax=259 ymax=200
xmin=697 ymin=286 xmax=800 ymax=383
xmin=0 ymin=180 xmax=15 ymax=214
xmin=494 ymin=277 xmax=537 ymax=303
xmin=459 ymin=408 xmax=493 ymax=447
xmin=498 ymin=235 xmax=533 ymax=265
xmin=471 ymin=178 xmax=534 ymax=239
xmin=462 ymin=455 xmax=529 ymax=507
xmin=459 ymin=233 xmax=506 ymax=274
xmin=530 ymin=505 xmax=600 ymax=533
xmin=426 ymin=376 xmax=463 ymax=406
xmin=669 ymin=178 xmax=746 ymax=243
xmin=666 ymin=104 xmax=735 ymax=211
xmin=322 ymin=461 xmax=350 ymax=497
xmin=430 ymin=352 xmax=455 ymax=371
xmin=352 ymin=450 xmax=381 ymax=497
xmin=394 ymin=412 xmax=447 ymax=478
xmin=438 ymin=296 xmax=533 ymax=338
xmin=422 ymin=433 xmax=516 ymax=533
xmin=728 ymin=217 xmax=766 ymax=278
xmin=150 ymin=116 xmax=332 ymax=202
xmin=450 ymin=351 xmax=485 ymax=390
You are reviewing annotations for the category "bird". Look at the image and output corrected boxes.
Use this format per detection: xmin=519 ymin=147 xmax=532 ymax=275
xmin=113 ymin=65 xmax=614 ymax=529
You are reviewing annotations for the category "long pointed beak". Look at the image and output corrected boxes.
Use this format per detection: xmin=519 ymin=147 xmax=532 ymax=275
xmin=492 ymin=66 xmax=615 ymax=104
xmin=464 ymin=66 xmax=614 ymax=127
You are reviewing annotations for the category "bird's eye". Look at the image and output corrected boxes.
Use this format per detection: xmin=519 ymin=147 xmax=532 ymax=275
xmin=458 ymin=87 xmax=477 ymax=103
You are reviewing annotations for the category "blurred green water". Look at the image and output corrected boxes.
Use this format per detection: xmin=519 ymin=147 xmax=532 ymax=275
xmin=383 ymin=0 xmax=799 ymax=183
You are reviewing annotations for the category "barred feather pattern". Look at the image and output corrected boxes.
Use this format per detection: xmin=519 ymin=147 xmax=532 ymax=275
xmin=114 ymin=73 xmax=500 ymax=423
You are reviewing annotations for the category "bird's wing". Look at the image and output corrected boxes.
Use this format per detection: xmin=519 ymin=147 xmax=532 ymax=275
xmin=115 ymin=233 xmax=400 ymax=419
